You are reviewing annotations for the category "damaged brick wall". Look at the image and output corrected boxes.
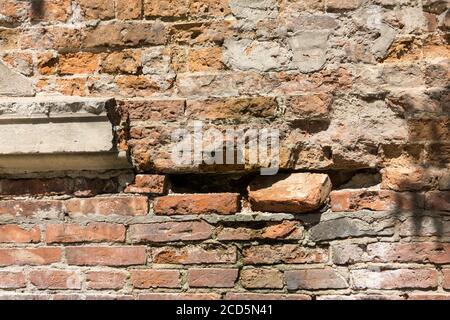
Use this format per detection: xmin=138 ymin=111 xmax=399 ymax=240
xmin=0 ymin=0 xmax=449 ymax=300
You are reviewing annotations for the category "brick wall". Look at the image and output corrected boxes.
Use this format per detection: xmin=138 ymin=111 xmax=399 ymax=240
xmin=0 ymin=0 xmax=449 ymax=300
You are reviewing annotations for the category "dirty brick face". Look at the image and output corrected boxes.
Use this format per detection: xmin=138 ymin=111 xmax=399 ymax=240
xmin=0 ymin=0 xmax=449 ymax=301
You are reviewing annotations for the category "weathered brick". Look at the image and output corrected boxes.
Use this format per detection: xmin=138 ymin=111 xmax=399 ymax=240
xmin=0 ymin=0 xmax=29 ymax=26
xmin=86 ymin=271 xmax=127 ymax=290
xmin=76 ymin=0 xmax=115 ymax=20
xmin=399 ymin=216 xmax=450 ymax=237
xmin=59 ymin=52 xmax=100 ymax=75
xmin=309 ymin=216 xmax=395 ymax=241
xmin=20 ymin=26 xmax=83 ymax=50
xmin=131 ymin=270 xmax=181 ymax=288
xmin=188 ymin=268 xmax=238 ymax=288
xmin=45 ymin=223 xmax=126 ymax=243
xmin=352 ymin=269 xmax=438 ymax=290
xmin=101 ymin=50 xmax=141 ymax=74
xmin=425 ymin=191 xmax=450 ymax=211
xmin=65 ymin=196 xmax=148 ymax=217
xmin=144 ymin=0 xmax=188 ymax=18
xmin=66 ymin=247 xmax=146 ymax=266
xmin=117 ymin=99 xmax=185 ymax=122
xmin=189 ymin=0 xmax=231 ymax=17
xmin=124 ymin=174 xmax=168 ymax=194
xmin=407 ymin=293 xmax=450 ymax=300
xmin=0 ymin=200 xmax=63 ymax=219
xmin=116 ymin=0 xmax=142 ymax=20
xmin=381 ymin=166 xmax=437 ymax=191
xmin=367 ymin=242 xmax=450 ymax=264
xmin=128 ymin=221 xmax=213 ymax=242
xmin=186 ymin=97 xmax=277 ymax=121
xmin=154 ymin=193 xmax=240 ymax=215
xmin=248 ymin=173 xmax=332 ymax=213
xmin=188 ymin=47 xmax=224 ymax=72
xmin=217 ymin=221 xmax=303 ymax=241
xmin=285 ymin=268 xmax=348 ymax=290
xmin=284 ymin=93 xmax=332 ymax=120
xmin=138 ymin=293 xmax=220 ymax=300
xmin=0 ymin=225 xmax=40 ymax=243
xmin=243 ymin=245 xmax=328 ymax=265
xmin=30 ymin=270 xmax=81 ymax=290
xmin=240 ymin=268 xmax=284 ymax=289
xmin=330 ymin=189 xmax=424 ymax=212
xmin=225 ymin=293 xmax=311 ymax=300
xmin=326 ymin=0 xmax=362 ymax=11
xmin=30 ymin=0 xmax=71 ymax=22
xmin=0 ymin=248 xmax=62 ymax=266
xmin=443 ymin=269 xmax=450 ymax=290
xmin=0 ymin=271 xmax=26 ymax=289
xmin=83 ymin=22 xmax=167 ymax=48
xmin=152 ymin=245 xmax=236 ymax=264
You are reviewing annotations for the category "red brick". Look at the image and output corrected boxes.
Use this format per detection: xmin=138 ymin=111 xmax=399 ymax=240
xmin=367 ymin=242 xmax=450 ymax=264
xmin=285 ymin=268 xmax=348 ymax=290
xmin=30 ymin=269 xmax=81 ymax=290
xmin=426 ymin=191 xmax=450 ymax=211
xmin=45 ymin=223 xmax=125 ymax=243
xmin=443 ymin=269 xmax=450 ymax=290
xmin=243 ymin=245 xmax=328 ymax=265
xmin=65 ymin=196 xmax=148 ymax=217
xmin=352 ymin=269 xmax=438 ymax=290
xmin=0 ymin=248 xmax=62 ymax=266
xmin=152 ymin=245 xmax=236 ymax=264
xmin=125 ymin=174 xmax=168 ymax=194
xmin=131 ymin=270 xmax=181 ymax=288
xmin=407 ymin=293 xmax=450 ymax=300
xmin=188 ymin=268 xmax=238 ymax=288
xmin=0 ymin=200 xmax=63 ymax=218
xmin=129 ymin=221 xmax=213 ymax=243
xmin=0 ymin=271 xmax=26 ymax=289
xmin=138 ymin=293 xmax=221 ymax=300
xmin=66 ymin=247 xmax=146 ymax=266
xmin=86 ymin=271 xmax=127 ymax=290
xmin=117 ymin=99 xmax=185 ymax=122
xmin=240 ymin=268 xmax=284 ymax=289
xmin=0 ymin=225 xmax=40 ymax=243
xmin=248 ymin=173 xmax=331 ymax=213
xmin=224 ymin=293 xmax=311 ymax=300
xmin=154 ymin=193 xmax=241 ymax=215
xmin=330 ymin=189 xmax=424 ymax=212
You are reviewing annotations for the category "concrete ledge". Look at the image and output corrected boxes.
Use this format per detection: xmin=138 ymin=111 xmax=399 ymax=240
xmin=0 ymin=152 xmax=131 ymax=174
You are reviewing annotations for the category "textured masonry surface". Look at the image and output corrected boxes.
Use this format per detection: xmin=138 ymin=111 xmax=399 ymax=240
xmin=0 ymin=0 xmax=449 ymax=300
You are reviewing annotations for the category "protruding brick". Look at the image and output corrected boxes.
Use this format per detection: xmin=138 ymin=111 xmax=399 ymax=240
xmin=152 ymin=245 xmax=236 ymax=264
xmin=30 ymin=269 xmax=81 ymax=290
xmin=243 ymin=245 xmax=328 ymax=265
xmin=131 ymin=270 xmax=181 ymax=288
xmin=248 ymin=173 xmax=332 ymax=213
xmin=65 ymin=196 xmax=148 ymax=217
xmin=188 ymin=268 xmax=238 ymax=288
xmin=154 ymin=193 xmax=241 ymax=215
xmin=240 ymin=268 xmax=284 ymax=289
xmin=0 ymin=225 xmax=40 ymax=243
xmin=0 ymin=271 xmax=26 ymax=289
xmin=45 ymin=223 xmax=126 ymax=243
xmin=285 ymin=268 xmax=348 ymax=290
xmin=330 ymin=189 xmax=424 ymax=212
xmin=86 ymin=271 xmax=127 ymax=290
xmin=0 ymin=248 xmax=62 ymax=266
xmin=129 ymin=221 xmax=213 ymax=242
xmin=352 ymin=269 xmax=438 ymax=290
xmin=66 ymin=247 xmax=146 ymax=266
xmin=125 ymin=174 xmax=168 ymax=194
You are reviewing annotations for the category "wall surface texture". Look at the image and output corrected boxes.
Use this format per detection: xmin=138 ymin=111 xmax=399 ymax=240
xmin=0 ymin=0 xmax=449 ymax=300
